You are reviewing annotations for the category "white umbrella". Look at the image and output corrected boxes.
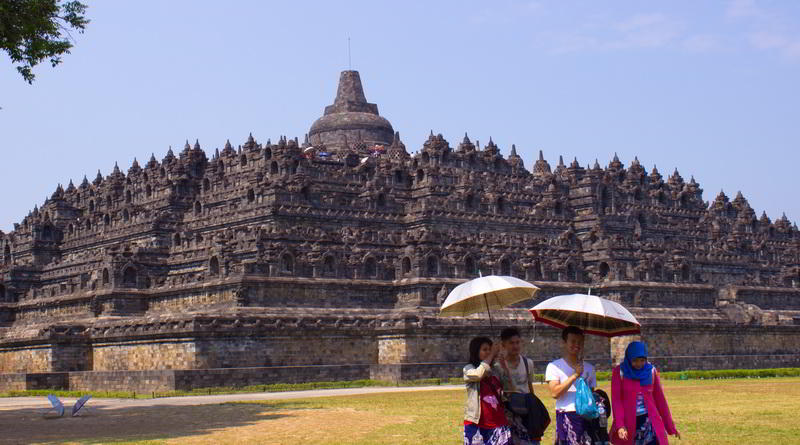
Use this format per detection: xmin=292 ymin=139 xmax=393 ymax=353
xmin=440 ymin=275 xmax=540 ymax=326
xmin=529 ymin=293 xmax=640 ymax=337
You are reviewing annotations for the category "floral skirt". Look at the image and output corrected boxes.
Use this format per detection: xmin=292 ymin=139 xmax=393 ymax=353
xmin=464 ymin=423 xmax=512 ymax=445
xmin=554 ymin=411 xmax=592 ymax=445
xmin=634 ymin=414 xmax=658 ymax=445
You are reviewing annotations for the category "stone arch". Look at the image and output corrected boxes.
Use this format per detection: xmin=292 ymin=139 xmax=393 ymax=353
xmin=500 ymin=257 xmax=512 ymax=276
xmin=85 ymin=219 xmax=91 ymax=230
xmin=652 ymin=262 xmax=663 ymax=281
xmin=209 ymin=256 xmax=220 ymax=276
xmin=402 ymin=257 xmax=412 ymax=276
xmin=122 ymin=209 xmax=129 ymax=222
xmin=240 ymin=154 xmax=248 ymax=166
xmin=3 ymin=244 xmax=10 ymax=264
xmin=566 ymin=262 xmax=578 ymax=281
xmin=125 ymin=190 xmax=132 ymax=203
xmin=464 ymin=256 xmax=478 ymax=277
xmin=247 ymin=189 xmax=255 ymax=203
xmin=264 ymin=147 xmax=272 ymax=160
xmin=681 ymin=263 xmax=690 ymax=282
xmin=202 ymin=179 xmax=210 ymax=192
xmin=376 ymin=193 xmax=386 ymax=208
xmin=322 ymin=255 xmax=336 ymax=277
xmin=103 ymin=214 xmax=110 ymax=226
xmin=122 ymin=266 xmax=137 ymax=287
xmin=598 ymin=186 xmax=611 ymax=214
xmin=394 ymin=170 xmax=403 ymax=184
xmin=599 ymin=262 xmax=610 ymax=279
xmin=529 ymin=260 xmax=543 ymax=281
xmin=102 ymin=268 xmax=110 ymax=286
xmin=173 ymin=233 xmax=181 ymax=247
xmin=270 ymin=161 xmax=279 ymax=174
xmin=422 ymin=152 xmax=430 ymax=164
xmin=194 ymin=201 xmax=202 ymax=215
xmin=0 ymin=284 xmax=5 ymax=300
xmin=42 ymin=225 xmax=53 ymax=241
xmin=496 ymin=197 xmax=506 ymax=213
xmin=554 ymin=201 xmax=563 ymax=216
xmin=465 ymin=194 xmax=475 ymax=210
xmin=281 ymin=253 xmax=294 ymax=274
xmin=106 ymin=195 xmax=113 ymax=208
xmin=364 ymin=256 xmax=377 ymax=278
xmin=426 ymin=255 xmax=439 ymax=276
xmin=89 ymin=200 xmax=95 ymax=212
xmin=416 ymin=169 xmax=425 ymax=182
xmin=146 ymin=184 xmax=153 ymax=197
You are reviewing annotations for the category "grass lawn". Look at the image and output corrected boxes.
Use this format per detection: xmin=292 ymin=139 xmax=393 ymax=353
xmin=7 ymin=377 xmax=800 ymax=444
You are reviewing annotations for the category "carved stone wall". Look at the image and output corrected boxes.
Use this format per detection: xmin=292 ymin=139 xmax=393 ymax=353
xmin=1 ymin=70 xmax=800 ymax=390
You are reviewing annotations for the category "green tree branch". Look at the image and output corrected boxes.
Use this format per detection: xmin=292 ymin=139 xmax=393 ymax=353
xmin=0 ymin=0 xmax=89 ymax=83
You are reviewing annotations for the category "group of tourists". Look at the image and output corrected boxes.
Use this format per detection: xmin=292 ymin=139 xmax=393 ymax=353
xmin=462 ymin=327 xmax=680 ymax=445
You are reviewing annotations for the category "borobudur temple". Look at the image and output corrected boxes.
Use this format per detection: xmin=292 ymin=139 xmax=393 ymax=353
xmin=1 ymin=70 xmax=799 ymax=393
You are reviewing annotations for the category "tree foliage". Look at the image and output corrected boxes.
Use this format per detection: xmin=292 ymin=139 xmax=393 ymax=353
xmin=0 ymin=0 xmax=89 ymax=83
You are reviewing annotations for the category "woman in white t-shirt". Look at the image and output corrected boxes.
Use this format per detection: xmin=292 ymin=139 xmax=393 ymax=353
xmin=545 ymin=326 xmax=596 ymax=445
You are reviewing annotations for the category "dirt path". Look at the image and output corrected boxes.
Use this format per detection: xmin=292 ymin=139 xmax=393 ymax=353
xmin=0 ymin=385 xmax=464 ymax=445
xmin=0 ymin=384 xmax=462 ymax=412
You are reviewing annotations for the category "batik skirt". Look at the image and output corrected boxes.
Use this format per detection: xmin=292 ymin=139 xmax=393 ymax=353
xmin=464 ymin=423 xmax=512 ymax=445
xmin=634 ymin=414 xmax=658 ymax=445
xmin=554 ymin=411 xmax=592 ymax=445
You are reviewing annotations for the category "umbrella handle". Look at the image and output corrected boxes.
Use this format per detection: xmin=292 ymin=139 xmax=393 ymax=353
xmin=484 ymin=294 xmax=493 ymax=328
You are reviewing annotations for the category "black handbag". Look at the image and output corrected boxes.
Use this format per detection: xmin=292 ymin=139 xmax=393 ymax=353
xmin=527 ymin=391 xmax=551 ymax=439
xmin=509 ymin=392 xmax=529 ymax=415
xmin=507 ymin=356 xmax=551 ymax=438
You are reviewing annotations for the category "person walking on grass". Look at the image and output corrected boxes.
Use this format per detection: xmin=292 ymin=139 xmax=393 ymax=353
xmin=611 ymin=341 xmax=680 ymax=445
xmin=463 ymin=336 xmax=512 ymax=445
xmin=545 ymin=326 xmax=597 ymax=445
xmin=495 ymin=327 xmax=545 ymax=445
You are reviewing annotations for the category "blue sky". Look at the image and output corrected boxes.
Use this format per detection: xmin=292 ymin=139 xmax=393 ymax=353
xmin=1 ymin=0 xmax=799 ymax=231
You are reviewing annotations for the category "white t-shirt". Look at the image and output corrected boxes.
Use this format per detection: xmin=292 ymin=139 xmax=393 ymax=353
xmin=545 ymin=358 xmax=596 ymax=412
xmin=507 ymin=356 xmax=535 ymax=394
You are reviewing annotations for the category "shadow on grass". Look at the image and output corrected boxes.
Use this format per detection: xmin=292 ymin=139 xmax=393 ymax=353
xmin=0 ymin=400 xmax=321 ymax=444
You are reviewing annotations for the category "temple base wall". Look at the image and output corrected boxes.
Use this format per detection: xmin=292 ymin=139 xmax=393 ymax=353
xmin=2 ymin=318 xmax=799 ymax=391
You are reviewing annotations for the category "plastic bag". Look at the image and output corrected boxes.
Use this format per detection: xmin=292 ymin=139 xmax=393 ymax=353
xmin=575 ymin=377 xmax=599 ymax=419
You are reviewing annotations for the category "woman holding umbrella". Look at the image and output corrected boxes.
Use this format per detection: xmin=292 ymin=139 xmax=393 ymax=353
xmin=611 ymin=341 xmax=680 ymax=445
xmin=545 ymin=326 xmax=597 ymax=445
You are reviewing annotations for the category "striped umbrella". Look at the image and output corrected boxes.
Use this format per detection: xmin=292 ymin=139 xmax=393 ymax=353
xmin=529 ymin=293 xmax=641 ymax=337
xmin=440 ymin=275 xmax=540 ymax=326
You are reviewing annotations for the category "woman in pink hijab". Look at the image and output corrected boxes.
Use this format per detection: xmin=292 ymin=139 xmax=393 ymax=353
xmin=611 ymin=341 xmax=680 ymax=445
